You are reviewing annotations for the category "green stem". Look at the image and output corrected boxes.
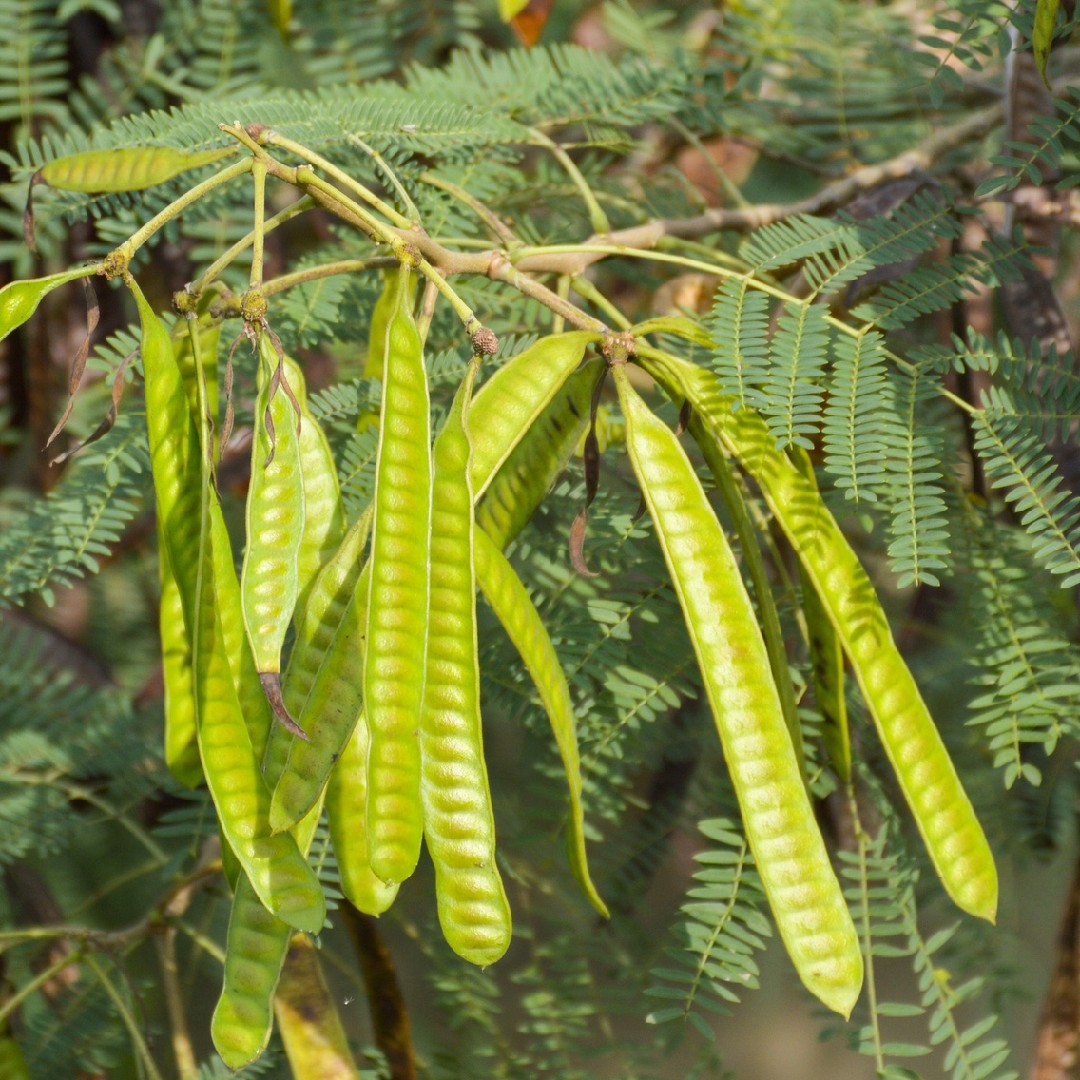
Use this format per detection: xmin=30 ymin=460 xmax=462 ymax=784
xmin=261 ymin=257 xmax=394 ymax=297
xmin=84 ymin=954 xmax=167 ymax=1080
xmin=346 ymin=133 xmax=422 ymax=223
xmin=118 ymin=157 xmax=253 ymax=260
xmin=190 ymin=195 xmax=315 ymax=295
xmin=528 ymin=127 xmax=610 ymax=234
xmin=269 ymin=131 xmax=416 ymax=229
xmin=0 ymin=949 xmax=84 ymax=1027
xmin=250 ymin=160 xmax=267 ymax=289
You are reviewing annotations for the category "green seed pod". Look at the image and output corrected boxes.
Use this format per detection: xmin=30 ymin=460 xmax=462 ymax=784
xmin=613 ymin=361 xmax=863 ymax=1018
xmin=36 ymin=144 xmax=235 ymax=193
xmin=476 ymin=359 xmax=601 ymax=550
xmin=242 ymin=334 xmax=306 ymax=734
xmin=421 ymin=361 xmax=512 ymax=966
xmin=639 ymin=345 xmax=999 ymax=923
xmin=364 ymin=265 xmax=429 ymax=885
xmin=468 ymin=332 xmax=598 ymax=503
xmin=0 ymin=266 xmax=98 ymax=342
xmin=474 ymin=527 xmax=607 ymax=916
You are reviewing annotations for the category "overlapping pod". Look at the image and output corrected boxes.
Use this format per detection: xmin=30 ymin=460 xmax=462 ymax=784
xmin=473 ymin=528 xmax=606 ymax=915
xmin=242 ymin=334 xmax=306 ymax=733
xmin=269 ymin=573 xmax=368 ymax=833
xmin=281 ymin=355 xmax=345 ymax=612
xmin=611 ymin=361 xmax=863 ymax=1017
xmin=131 ymin=278 xmax=324 ymax=935
xmin=326 ymin=708 xmax=399 ymax=915
xmin=476 ymin=359 xmax=601 ymax=549
xmin=468 ymin=331 xmax=597 ymax=504
xmin=640 ymin=346 xmax=998 ymax=922
xmin=215 ymin=514 xmax=363 ymax=1070
xmin=364 ymin=264 xmax=429 ymax=884
xmin=421 ymin=361 xmax=511 ymax=966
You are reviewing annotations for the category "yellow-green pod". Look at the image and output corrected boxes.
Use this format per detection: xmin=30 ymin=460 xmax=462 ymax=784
xmin=160 ymin=535 xmax=200 ymax=787
xmin=131 ymin=277 xmax=324 ymax=934
xmin=468 ymin=332 xmax=598 ymax=503
xmin=364 ymin=265 xmax=429 ymax=885
xmin=792 ymin=449 xmax=851 ymax=783
xmin=0 ymin=265 xmax=98 ymax=342
xmin=36 ymin=144 xmax=234 ymax=193
xmin=242 ymin=334 xmax=306 ymax=731
xmin=281 ymin=355 xmax=345 ymax=613
xmin=326 ymin=708 xmax=399 ymax=916
xmin=612 ymin=362 xmax=863 ymax=1017
xmin=474 ymin=528 xmax=606 ymax=916
xmin=639 ymin=346 xmax=999 ymax=923
xmin=476 ymin=359 xmax=600 ymax=550
xmin=357 ymin=268 xmax=396 ymax=435
xmin=421 ymin=361 xmax=511 ymax=966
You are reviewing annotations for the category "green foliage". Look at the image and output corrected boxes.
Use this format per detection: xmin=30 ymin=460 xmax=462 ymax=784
xmin=1 ymin=0 xmax=1079 ymax=1077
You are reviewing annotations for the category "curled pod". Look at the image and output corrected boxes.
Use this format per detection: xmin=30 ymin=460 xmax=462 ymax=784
xmin=421 ymin=361 xmax=511 ymax=966
xmin=474 ymin=528 xmax=606 ymax=916
xmin=612 ymin=361 xmax=863 ymax=1017
xmin=364 ymin=264 xmax=429 ymax=885
xmin=641 ymin=346 xmax=998 ymax=923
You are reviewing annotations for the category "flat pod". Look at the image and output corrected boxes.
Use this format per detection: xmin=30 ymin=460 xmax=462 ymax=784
xmin=474 ymin=528 xmax=606 ymax=916
xmin=36 ymin=144 xmax=235 ymax=193
xmin=612 ymin=362 xmax=863 ymax=1017
xmin=641 ymin=347 xmax=998 ymax=922
xmin=467 ymin=331 xmax=598 ymax=502
xmin=364 ymin=264 xmax=429 ymax=884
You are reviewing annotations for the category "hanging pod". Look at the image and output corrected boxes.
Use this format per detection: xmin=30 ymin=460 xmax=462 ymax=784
xmin=639 ymin=346 xmax=998 ymax=923
xmin=364 ymin=264 xmax=429 ymax=885
xmin=420 ymin=359 xmax=512 ymax=966
xmin=611 ymin=360 xmax=863 ymax=1018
